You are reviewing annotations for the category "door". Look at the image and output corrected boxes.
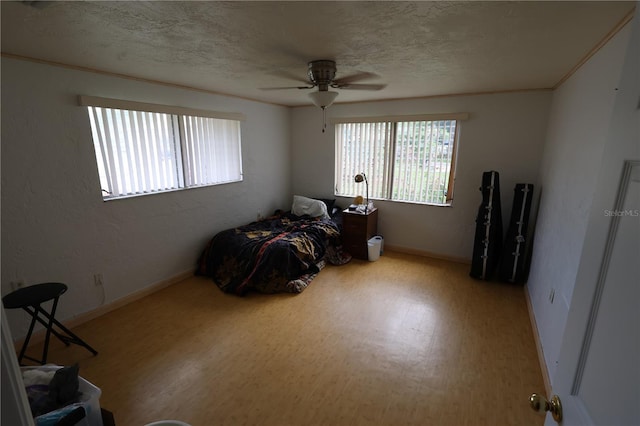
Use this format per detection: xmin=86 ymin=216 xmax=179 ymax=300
xmin=548 ymin=161 xmax=639 ymax=425
xmin=554 ymin=162 xmax=638 ymax=425
xmin=544 ymin=7 xmax=639 ymax=425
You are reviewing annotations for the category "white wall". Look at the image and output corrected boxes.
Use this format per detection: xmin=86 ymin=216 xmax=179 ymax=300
xmin=526 ymin=24 xmax=632 ymax=382
xmin=1 ymin=58 xmax=292 ymax=339
xmin=291 ymin=92 xmax=551 ymax=261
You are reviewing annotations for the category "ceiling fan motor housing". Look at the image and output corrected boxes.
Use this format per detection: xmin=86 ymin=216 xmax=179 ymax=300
xmin=308 ymin=60 xmax=336 ymax=91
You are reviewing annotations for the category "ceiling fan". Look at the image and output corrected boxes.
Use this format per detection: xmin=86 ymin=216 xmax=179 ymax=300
xmin=263 ymin=60 xmax=386 ymax=132
xmin=263 ymin=59 xmax=386 ymax=107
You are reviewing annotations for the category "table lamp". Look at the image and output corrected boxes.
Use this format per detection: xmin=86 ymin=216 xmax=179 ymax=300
xmin=354 ymin=173 xmax=369 ymax=214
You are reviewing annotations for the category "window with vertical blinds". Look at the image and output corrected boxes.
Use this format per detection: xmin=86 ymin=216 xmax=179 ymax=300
xmin=335 ymin=115 xmax=465 ymax=205
xmin=82 ymin=97 xmax=243 ymax=200
xmin=180 ymin=115 xmax=242 ymax=188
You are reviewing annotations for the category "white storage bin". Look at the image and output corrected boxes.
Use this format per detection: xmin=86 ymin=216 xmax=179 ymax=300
xmin=22 ymin=365 xmax=103 ymax=426
xmin=368 ymin=237 xmax=382 ymax=261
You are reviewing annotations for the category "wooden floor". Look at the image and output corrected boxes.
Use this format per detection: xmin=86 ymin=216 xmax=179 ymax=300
xmin=26 ymin=251 xmax=545 ymax=425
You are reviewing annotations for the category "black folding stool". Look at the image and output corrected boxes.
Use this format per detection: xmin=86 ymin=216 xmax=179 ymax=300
xmin=2 ymin=282 xmax=98 ymax=365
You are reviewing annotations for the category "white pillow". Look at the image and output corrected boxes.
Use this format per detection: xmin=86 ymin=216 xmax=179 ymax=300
xmin=291 ymin=195 xmax=329 ymax=219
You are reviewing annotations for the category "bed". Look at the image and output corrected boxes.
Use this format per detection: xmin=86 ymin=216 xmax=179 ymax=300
xmin=196 ymin=196 xmax=351 ymax=295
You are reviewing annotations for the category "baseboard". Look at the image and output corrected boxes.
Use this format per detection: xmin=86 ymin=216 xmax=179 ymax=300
xmin=524 ymin=284 xmax=552 ymax=396
xmin=385 ymin=244 xmax=471 ymax=265
xmin=13 ymin=270 xmax=194 ymax=349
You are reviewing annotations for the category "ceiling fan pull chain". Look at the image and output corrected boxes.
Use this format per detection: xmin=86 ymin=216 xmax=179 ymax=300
xmin=322 ymin=107 xmax=327 ymax=133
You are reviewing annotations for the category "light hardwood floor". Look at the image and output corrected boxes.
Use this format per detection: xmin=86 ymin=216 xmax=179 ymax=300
xmin=25 ymin=251 xmax=545 ymax=425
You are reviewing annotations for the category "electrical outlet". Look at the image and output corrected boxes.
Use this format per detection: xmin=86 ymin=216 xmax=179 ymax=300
xmin=94 ymin=274 xmax=103 ymax=287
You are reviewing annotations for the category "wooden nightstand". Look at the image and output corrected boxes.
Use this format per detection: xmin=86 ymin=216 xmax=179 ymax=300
xmin=342 ymin=208 xmax=378 ymax=260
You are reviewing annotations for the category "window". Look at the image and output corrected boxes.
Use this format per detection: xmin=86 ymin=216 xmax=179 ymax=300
xmin=334 ymin=114 xmax=467 ymax=205
xmin=80 ymin=96 xmax=243 ymax=200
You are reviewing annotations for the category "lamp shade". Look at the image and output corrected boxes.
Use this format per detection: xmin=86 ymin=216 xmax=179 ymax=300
xmin=308 ymin=91 xmax=338 ymax=108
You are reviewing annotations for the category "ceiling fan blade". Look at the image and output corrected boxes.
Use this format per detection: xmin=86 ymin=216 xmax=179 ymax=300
xmin=333 ymin=71 xmax=379 ymax=85
xmin=260 ymin=85 xmax=315 ymax=91
xmin=333 ymin=83 xmax=387 ymax=91
xmin=273 ymin=70 xmax=315 ymax=85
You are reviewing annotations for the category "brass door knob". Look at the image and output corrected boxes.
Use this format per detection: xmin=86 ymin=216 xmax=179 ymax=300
xmin=530 ymin=393 xmax=562 ymax=423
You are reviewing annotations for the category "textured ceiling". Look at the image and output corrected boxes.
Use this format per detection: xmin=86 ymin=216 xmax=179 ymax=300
xmin=1 ymin=1 xmax=635 ymax=106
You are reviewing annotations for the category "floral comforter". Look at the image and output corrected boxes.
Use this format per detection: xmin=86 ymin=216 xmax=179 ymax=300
xmin=196 ymin=212 xmax=350 ymax=295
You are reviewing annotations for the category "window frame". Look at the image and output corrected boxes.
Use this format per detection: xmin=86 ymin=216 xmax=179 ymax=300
xmin=333 ymin=113 xmax=468 ymax=206
xmin=80 ymin=96 xmax=245 ymax=201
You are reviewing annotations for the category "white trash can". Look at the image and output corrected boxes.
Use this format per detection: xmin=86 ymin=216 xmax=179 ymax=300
xmin=372 ymin=235 xmax=384 ymax=254
xmin=368 ymin=237 xmax=382 ymax=261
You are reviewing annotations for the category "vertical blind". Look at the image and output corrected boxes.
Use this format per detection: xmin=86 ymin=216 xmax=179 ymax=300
xmin=180 ymin=116 xmax=242 ymax=188
xmin=86 ymin=105 xmax=242 ymax=200
xmin=335 ymin=118 xmax=460 ymax=205
xmin=392 ymin=120 xmax=458 ymax=204
xmin=335 ymin=121 xmax=393 ymax=199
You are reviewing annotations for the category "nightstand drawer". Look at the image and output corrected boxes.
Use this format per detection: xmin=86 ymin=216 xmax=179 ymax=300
xmin=343 ymin=221 xmax=367 ymax=237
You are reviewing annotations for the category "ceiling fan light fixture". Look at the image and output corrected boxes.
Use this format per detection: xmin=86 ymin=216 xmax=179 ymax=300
xmin=308 ymin=90 xmax=338 ymax=108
